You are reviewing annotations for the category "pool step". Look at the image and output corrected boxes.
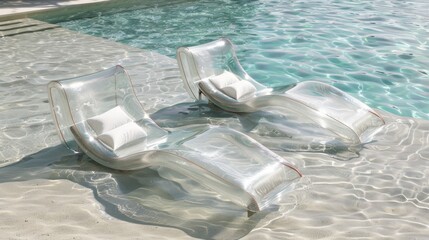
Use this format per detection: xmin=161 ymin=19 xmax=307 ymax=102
xmin=0 ymin=18 xmax=59 ymax=37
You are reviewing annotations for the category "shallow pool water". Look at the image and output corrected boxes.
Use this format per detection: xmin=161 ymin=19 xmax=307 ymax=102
xmin=56 ymin=0 xmax=429 ymax=119
xmin=2 ymin=2 xmax=429 ymax=239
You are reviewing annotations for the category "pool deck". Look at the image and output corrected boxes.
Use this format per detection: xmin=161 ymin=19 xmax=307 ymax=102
xmin=0 ymin=0 xmax=110 ymax=18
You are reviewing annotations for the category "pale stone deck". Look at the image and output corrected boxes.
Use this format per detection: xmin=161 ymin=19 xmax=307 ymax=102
xmin=0 ymin=0 xmax=109 ymax=17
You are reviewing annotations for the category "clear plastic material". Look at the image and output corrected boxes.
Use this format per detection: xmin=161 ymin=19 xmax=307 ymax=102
xmin=176 ymin=38 xmax=385 ymax=144
xmin=47 ymin=65 xmax=302 ymax=212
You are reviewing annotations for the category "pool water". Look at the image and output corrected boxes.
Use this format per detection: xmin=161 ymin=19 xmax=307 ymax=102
xmin=56 ymin=0 xmax=429 ymax=120
xmin=2 ymin=1 xmax=429 ymax=239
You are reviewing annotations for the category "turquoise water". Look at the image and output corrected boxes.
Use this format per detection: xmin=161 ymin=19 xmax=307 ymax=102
xmin=57 ymin=0 xmax=428 ymax=119
xmin=2 ymin=2 xmax=429 ymax=239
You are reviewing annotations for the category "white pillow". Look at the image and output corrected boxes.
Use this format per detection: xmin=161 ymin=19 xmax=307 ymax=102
xmin=98 ymin=122 xmax=147 ymax=150
xmin=221 ymin=81 xmax=256 ymax=100
xmin=208 ymin=71 xmax=240 ymax=89
xmin=87 ymin=106 xmax=133 ymax=135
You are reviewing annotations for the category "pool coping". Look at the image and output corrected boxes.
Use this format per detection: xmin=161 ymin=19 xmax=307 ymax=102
xmin=0 ymin=0 xmax=110 ymax=21
xmin=0 ymin=0 xmax=195 ymax=22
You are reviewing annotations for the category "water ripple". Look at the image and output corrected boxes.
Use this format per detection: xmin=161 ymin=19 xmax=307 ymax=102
xmin=54 ymin=0 xmax=429 ymax=120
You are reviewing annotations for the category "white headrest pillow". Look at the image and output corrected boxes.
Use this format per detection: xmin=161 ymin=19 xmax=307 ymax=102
xmin=221 ymin=81 xmax=256 ymax=100
xmin=208 ymin=71 xmax=240 ymax=89
xmin=87 ymin=106 xmax=133 ymax=135
xmin=98 ymin=122 xmax=147 ymax=150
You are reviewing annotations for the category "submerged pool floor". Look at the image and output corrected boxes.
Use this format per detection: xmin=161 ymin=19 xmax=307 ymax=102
xmin=1 ymin=17 xmax=429 ymax=239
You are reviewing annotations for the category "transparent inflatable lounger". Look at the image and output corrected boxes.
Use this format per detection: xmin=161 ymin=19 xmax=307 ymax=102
xmin=47 ymin=65 xmax=302 ymax=212
xmin=176 ymin=38 xmax=385 ymax=144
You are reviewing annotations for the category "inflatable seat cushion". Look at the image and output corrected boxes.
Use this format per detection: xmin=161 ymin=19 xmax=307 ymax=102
xmin=87 ymin=106 xmax=133 ymax=135
xmin=208 ymin=71 xmax=240 ymax=89
xmin=98 ymin=121 xmax=147 ymax=150
xmin=221 ymin=81 xmax=256 ymax=100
